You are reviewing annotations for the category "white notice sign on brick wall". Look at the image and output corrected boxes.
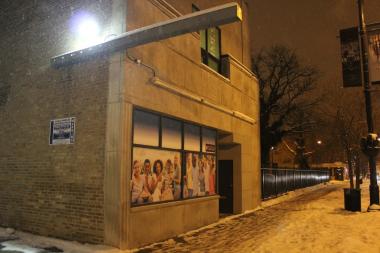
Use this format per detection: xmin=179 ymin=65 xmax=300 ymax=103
xmin=49 ymin=117 xmax=76 ymax=145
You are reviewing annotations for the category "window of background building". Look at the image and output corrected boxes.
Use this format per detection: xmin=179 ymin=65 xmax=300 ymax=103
xmin=131 ymin=108 xmax=217 ymax=206
xmin=192 ymin=4 xmax=222 ymax=73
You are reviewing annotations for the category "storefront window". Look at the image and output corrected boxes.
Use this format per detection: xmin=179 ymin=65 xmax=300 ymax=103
xmin=131 ymin=108 xmax=217 ymax=206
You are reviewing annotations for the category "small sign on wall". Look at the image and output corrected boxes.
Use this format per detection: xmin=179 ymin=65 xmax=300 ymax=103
xmin=49 ymin=117 xmax=76 ymax=145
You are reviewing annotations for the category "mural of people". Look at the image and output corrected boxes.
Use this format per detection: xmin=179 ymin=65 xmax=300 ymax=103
xmin=132 ymin=147 xmax=182 ymax=205
xmin=183 ymin=152 xmax=216 ymax=199
xmin=131 ymin=160 xmax=152 ymax=204
xmin=151 ymin=159 xmax=164 ymax=202
xmin=132 ymin=147 xmax=216 ymax=205
xmin=208 ymin=155 xmax=216 ymax=195
xmin=162 ymin=159 xmax=174 ymax=201
xmin=173 ymin=154 xmax=181 ymax=200
xmin=185 ymin=153 xmax=194 ymax=197
xmin=191 ymin=153 xmax=200 ymax=197
xmin=203 ymin=155 xmax=210 ymax=195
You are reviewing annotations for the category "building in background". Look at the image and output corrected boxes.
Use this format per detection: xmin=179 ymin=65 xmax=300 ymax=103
xmin=0 ymin=0 xmax=259 ymax=249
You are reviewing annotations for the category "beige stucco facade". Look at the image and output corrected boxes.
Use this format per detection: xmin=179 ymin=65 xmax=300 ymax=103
xmin=0 ymin=0 xmax=260 ymax=249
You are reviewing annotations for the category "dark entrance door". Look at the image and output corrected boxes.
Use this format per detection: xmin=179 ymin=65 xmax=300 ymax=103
xmin=218 ymin=160 xmax=233 ymax=214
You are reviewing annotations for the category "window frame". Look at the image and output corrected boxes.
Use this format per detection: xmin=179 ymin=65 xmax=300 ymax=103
xmin=192 ymin=4 xmax=222 ymax=73
xmin=131 ymin=107 xmax=218 ymax=207
xmin=201 ymin=26 xmax=222 ymax=74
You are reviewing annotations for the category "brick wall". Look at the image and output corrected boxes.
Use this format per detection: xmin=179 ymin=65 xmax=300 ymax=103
xmin=0 ymin=0 xmax=113 ymax=243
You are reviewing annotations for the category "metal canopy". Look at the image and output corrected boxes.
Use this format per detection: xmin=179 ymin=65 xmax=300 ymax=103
xmin=51 ymin=2 xmax=242 ymax=68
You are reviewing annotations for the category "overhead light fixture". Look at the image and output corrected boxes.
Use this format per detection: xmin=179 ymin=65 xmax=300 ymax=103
xmin=70 ymin=11 xmax=103 ymax=50
xmin=52 ymin=2 xmax=242 ymax=67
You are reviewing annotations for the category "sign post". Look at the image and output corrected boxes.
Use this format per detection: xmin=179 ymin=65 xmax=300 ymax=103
xmin=357 ymin=0 xmax=379 ymax=207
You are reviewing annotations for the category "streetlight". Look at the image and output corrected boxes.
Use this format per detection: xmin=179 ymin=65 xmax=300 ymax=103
xmin=271 ymin=146 xmax=275 ymax=168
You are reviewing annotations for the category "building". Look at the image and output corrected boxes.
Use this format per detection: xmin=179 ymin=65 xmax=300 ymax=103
xmin=0 ymin=0 xmax=260 ymax=249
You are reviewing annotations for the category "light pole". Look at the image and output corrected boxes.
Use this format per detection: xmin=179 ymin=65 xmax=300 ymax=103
xmin=357 ymin=0 xmax=379 ymax=206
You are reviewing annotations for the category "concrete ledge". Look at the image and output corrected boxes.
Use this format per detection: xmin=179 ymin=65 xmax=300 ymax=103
xmin=131 ymin=195 xmax=220 ymax=213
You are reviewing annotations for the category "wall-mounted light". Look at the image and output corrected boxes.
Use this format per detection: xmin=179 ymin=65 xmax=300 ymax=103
xmin=70 ymin=11 xmax=102 ymax=50
xmin=52 ymin=2 xmax=242 ymax=67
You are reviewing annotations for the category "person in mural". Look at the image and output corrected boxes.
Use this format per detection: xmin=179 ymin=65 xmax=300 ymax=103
xmin=173 ymin=154 xmax=181 ymax=200
xmin=161 ymin=179 xmax=174 ymax=201
xmin=141 ymin=159 xmax=154 ymax=202
xmin=208 ymin=155 xmax=216 ymax=195
xmin=161 ymin=159 xmax=174 ymax=201
xmin=184 ymin=153 xmax=194 ymax=197
xmin=202 ymin=155 xmax=210 ymax=195
xmin=151 ymin=159 xmax=164 ymax=202
xmin=198 ymin=160 xmax=206 ymax=196
xmin=191 ymin=153 xmax=200 ymax=197
xmin=131 ymin=160 xmax=151 ymax=204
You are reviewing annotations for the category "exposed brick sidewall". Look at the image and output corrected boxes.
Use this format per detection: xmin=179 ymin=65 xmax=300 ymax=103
xmin=0 ymin=0 xmax=112 ymax=243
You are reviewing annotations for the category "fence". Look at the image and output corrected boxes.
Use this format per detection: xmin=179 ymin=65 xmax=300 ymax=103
xmin=261 ymin=168 xmax=330 ymax=200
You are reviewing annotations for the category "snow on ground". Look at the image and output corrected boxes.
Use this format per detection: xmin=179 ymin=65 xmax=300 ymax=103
xmin=0 ymin=228 xmax=125 ymax=253
xmin=2 ymin=180 xmax=380 ymax=253
xmin=243 ymin=180 xmax=380 ymax=253
xmin=135 ymin=180 xmax=380 ymax=253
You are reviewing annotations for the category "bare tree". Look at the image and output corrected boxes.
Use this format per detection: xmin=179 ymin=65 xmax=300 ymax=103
xmin=252 ymin=45 xmax=320 ymax=167
xmin=333 ymin=102 xmax=365 ymax=189
xmin=319 ymin=86 xmax=366 ymax=189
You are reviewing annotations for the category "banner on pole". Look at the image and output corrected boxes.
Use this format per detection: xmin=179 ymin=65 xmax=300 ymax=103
xmin=340 ymin=23 xmax=380 ymax=88
xmin=368 ymin=27 xmax=380 ymax=85
xmin=339 ymin=27 xmax=362 ymax=87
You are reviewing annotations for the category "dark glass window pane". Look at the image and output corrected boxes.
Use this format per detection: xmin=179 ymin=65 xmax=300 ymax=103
xmin=201 ymin=48 xmax=208 ymax=65
xmin=133 ymin=110 xmax=159 ymax=146
xmin=184 ymin=124 xmax=200 ymax=151
xmin=162 ymin=117 xmax=182 ymax=149
xmin=208 ymin=57 xmax=220 ymax=73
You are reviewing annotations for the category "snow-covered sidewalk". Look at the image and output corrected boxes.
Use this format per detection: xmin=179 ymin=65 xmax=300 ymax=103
xmin=135 ymin=180 xmax=380 ymax=253
xmin=2 ymin=180 xmax=380 ymax=253
xmin=0 ymin=228 xmax=123 ymax=253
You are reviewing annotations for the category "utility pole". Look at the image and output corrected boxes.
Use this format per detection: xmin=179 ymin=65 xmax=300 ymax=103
xmin=357 ymin=0 xmax=380 ymax=206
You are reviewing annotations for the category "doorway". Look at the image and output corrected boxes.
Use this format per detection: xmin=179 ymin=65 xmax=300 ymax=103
xmin=218 ymin=160 xmax=233 ymax=214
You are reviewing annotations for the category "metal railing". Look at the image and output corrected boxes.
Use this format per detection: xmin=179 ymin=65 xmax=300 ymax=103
xmin=261 ymin=168 xmax=330 ymax=200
